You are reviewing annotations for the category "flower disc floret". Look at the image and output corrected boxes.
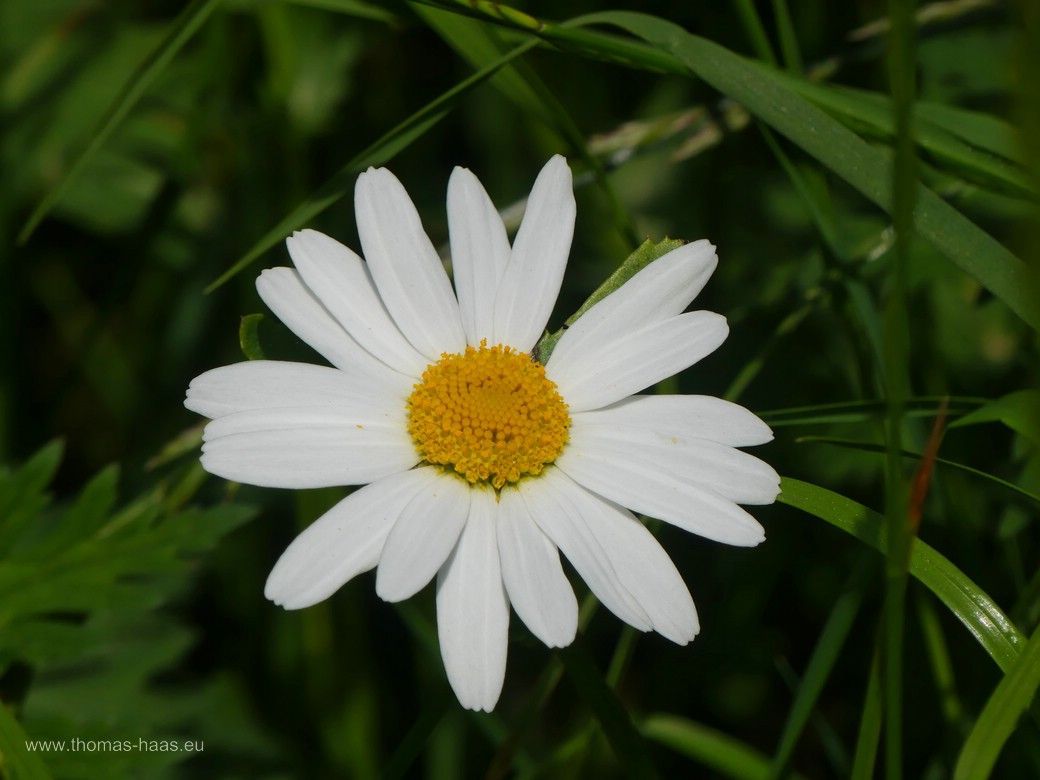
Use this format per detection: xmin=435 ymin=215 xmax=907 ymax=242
xmin=407 ymin=342 xmax=570 ymax=488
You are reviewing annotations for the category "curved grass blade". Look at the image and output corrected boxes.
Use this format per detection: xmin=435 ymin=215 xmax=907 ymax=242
xmin=796 ymin=436 xmax=1040 ymax=505
xmin=642 ymin=714 xmax=807 ymax=780
xmin=778 ymin=477 xmax=1025 ymax=671
xmin=17 ymin=0 xmax=220 ymax=244
xmin=205 ymin=38 xmax=537 ymax=292
xmin=758 ymin=397 xmax=985 ymax=428
xmin=954 ymin=620 xmax=1040 ymax=780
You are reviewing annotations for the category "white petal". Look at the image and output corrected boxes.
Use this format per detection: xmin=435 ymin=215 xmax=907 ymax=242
xmin=573 ymin=394 xmax=773 ymax=447
xmin=535 ymin=470 xmax=698 ymax=644
xmin=548 ymin=311 xmax=728 ymax=413
xmin=447 ymin=167 xmax=511 ymax=346
xmin=555 ymin=444 xmax=765 ymax=546
xmin=355 ymin=167 xmax=466 ymax=359
xmin=375 ymin=472 xmax=470 ymax=602
xmin=286 ymin=230 xmax=430 ymax=377
xmin=493 ymin=155 xmax=575 ymax=352
xmin=436 ymin=488 xmax=509 ymax=712
xmin=497 ymin=487 xmax=577 ymax=648
xmin=185 ymin=360 xmax=410 ymax=420
xmin=548 ymin=240 xmax=717 ymax=369
xmin=256 ymin=267 xmax=401 ymax=382
xmin=567 ymin=419 xmax=780 ymax=505
xmin=520 ymin=469 xmax=651 ymax=632
xmin=200 ymin=412 xmax=417 ymax=488
xmin=264 ymin=468 xmax=435 ymax=609
xmin=202 ymin=405 xmax=405 ymax=440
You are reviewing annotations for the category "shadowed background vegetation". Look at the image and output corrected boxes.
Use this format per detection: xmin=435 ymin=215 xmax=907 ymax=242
xmin=1 ymin=0 xmax=1038 ymax=777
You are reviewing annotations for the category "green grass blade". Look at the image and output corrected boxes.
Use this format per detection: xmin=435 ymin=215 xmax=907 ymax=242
xmin=796 ymin=436 xmax=1040 ymax=505
xmin=205 ymin=39 xmax=537 ymax=292
xmin=413 ymin=3 xmax=641 ymax=247
xmin=17 ymin=0 xmax=220 ymax=244
xmin=0 ymin=701 xmax=51 ymax=780
xmin=917 ymin=594 xmax=967 ymax=731
xmin=764 ymin=78 xmax=1035 ymax=199
xmin=383 ymin=691 xmax=451 ymax=780
xmin=769 ymin=570 xmax=866 ymax=778
xmin=913 ymin=101 xmax=1023 ymax=165
xmin=948 ymin=390 xmax=1040 ymax=445
xmin=559 ymin=644 xmax=659 ymax=779
xmin=758 ymin=397 xmax=985 ymax=428
xmin=642 ymin=714 xmax=805 ymax=780
xmin=410 ymin=4 xmax=554 ymax=124
xmin=731 ymin=0 xmax=777 ymax=64
xmin=282 ymin=0 xmax=400 ymax=23
xmin=770 ymin=0 xmax=803 ymax=73
xmin=778 ymin=478 xmax=1026 ymax=671
xmin=954 ymin=620 xmax=1040 ymax=780
xmin=849 ymin=650 xmax=882 ymax=780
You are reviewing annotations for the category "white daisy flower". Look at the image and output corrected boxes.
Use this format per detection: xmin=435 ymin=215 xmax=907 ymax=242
xmin=185 ymin=155 xmax=779 ymax=712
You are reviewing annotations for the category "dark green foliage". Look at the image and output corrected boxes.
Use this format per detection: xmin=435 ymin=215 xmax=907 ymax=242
xmin=0 ymin=446 xmax=263 ymax=778
xmin=1 ymin=0 xmax=1039 ymax=777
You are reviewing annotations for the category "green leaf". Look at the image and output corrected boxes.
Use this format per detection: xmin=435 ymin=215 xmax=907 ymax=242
xmin=949 ymin=390 xmax=1040 ymax=446
xmin=205 ymin=38 xmax=538 ymax=292
xmin=239 ymin=313 xmax=267 ymax=361
xmin=954 ymin=620 xmax=1040 ymax=780
xmin=560 ymin=644 xmax=659 ymax=779
xmin=642 ymin=713 xmax=804 ymax=780
xmin=778 ymin=477 xmax=1026 ymax=672
xmin=0 ymin=441 xmax=64 ymax=557
xmin=535 ymin=237 xmax=684 ymax=362
xmin=0 ymin=701 xmax=51 ymax=780
xmin=17 ymin=0 xmax=220 ymax=243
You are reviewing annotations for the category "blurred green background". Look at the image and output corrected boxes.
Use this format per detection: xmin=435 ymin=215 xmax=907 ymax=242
xmin=1 ymin=0 xmax=1038 ymax=777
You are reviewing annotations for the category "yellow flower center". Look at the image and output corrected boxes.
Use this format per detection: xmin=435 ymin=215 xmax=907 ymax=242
xmin=407 ymin=342 xmax=570 ymax=489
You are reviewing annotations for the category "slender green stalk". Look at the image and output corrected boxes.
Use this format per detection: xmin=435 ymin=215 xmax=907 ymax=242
xmin=732 ymin=0 xmax=778 ymax=64
xmin=771 ymin=0 xmax=803 ymax=72
xmin=851 ymin=649 xmax=883 ymax=780
xmin=881 ymin=0 xmax=917 ymax=775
